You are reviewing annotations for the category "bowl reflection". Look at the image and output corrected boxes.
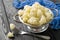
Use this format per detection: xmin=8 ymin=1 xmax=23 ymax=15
xmin=26 ymin=24 xmax=49 ymax=33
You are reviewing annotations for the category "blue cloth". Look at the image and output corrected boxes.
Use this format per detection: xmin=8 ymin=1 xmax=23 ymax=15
xmin=13 ymin=0 xmax=60 ymax=29
xmin=56 ymin=3 xmax=60 ymax=10
xmin=50 ymin=17 xmax=60 ymax=29
xmin=13 ymin=0 xmax=58 ymax=9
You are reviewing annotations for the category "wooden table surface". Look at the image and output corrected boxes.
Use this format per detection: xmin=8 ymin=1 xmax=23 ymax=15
xmin=0 ymin=0 xmax=60 ymax=40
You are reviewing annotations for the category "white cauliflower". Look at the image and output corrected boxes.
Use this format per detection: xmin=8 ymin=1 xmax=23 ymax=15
xmin=24 ymin=5 xmax=31 ymax=13
xmin=45 ymin=10 xmax=53 ymax=22
xmin=18 ymin=10 xmax=24 ymax=16
xmin=39 ymin=15 xmax=47 ymax=25
xmin=22 ymin=17 xmax=28 ymax=23
xmin=18 ymin=2 xmax=53 ymax=27
xmin=37 ymin=9 xmax=43 ymax=18
xmin=28 ymin=17 xmax=39 ymax=25
xmin=29 ymin=8 xmax=37 ymax=17
xmin=7 ymin=32 xmax=14 ymax=38
xmin=32 ymin=2 xmax=41 ymax=9
xmin=10 ymin=23 xmax=15 ymax=30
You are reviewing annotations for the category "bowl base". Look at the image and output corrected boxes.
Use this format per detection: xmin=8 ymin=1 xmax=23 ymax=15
xmin=23 ymin=24 xmax=49 ymax=33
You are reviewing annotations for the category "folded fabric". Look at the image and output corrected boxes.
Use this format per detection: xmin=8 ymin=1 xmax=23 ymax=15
xmin=13 ymin=0 xmax=42 ymax=9
xmin=13 ymin=0 xmax=58 ymax=9
xmin=50 ymin=17 xmax=60 ymax=29
xmin=56 ymin=3 xmax=60 ymax=10
xmin=13 ymin=0 xmax=60 ymax=29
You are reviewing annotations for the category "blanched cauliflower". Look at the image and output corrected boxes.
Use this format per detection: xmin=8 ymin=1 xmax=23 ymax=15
xmin=18 ymin=10 xmax=24 ymax=16
xmin=28 ymin=17 xmax=39 ymax=25
xmin=22 ymin=17 xmax=28 ymax=23
xmin=7 ymin=32 xmax=14 ymax=38
xmin=24 ymin=5 xmax=31 ymax=13
xmin=39 ymin=15 xmax=47 ymax=25
xmin=37 ymin=9 xmax=43 ymax=18
xmin=21 ymin=12 xmax=29 ymax=18
xmin=10 ymin=23 xmax=15 ymax=30
xmin=18 ymin=2 xmax=53 ymax=27
xmin=45 ymin=11 xmax=53 ymax=22
xmin=30 ymin=8 xmax=37 ymax=17
xmin=32 ymin=2 xmax=41 ymax=9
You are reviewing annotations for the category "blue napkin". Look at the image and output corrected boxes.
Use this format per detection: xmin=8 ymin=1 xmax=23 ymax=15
xmin=13 ymin=0 xmax=60 ymax=29
xmin=56 ymin=3 xmax=60 ymax=10
xmin=13 ymin=0 xmax=57 ymax=9
xmin=50 ymin=17 xmax=60 ymax=29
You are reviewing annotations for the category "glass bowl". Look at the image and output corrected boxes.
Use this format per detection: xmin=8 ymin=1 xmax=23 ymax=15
xmin=13 ymin=8 xmax=58 ymax=33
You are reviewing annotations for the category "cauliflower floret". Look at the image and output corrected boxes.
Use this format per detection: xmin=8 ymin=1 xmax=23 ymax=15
xmin=21 ymin=12 xmax=29 ymax=18
xmin=45 ymin=11 xmax=53 ymax=22
xmin=10 ymin=23 xmax=15 ymax=30
xmin=37 ymin=9 xmax=43 ymax=18
xmin=21 ymin=13 xmax=29 ymax=23
xmin=22 ymin=17 xmax=29 ymax=23
xmin=30 ymin=8 xmax=37 ymax=17
xmin=24 ymin=5 xmax=31 ymax=13
xmin=28 ymin=17 xmax=39 ymax=25
xmin=32 ymin=2 xmax=41 ymax=9
xmin=18 ymin=10 xmax=24 ymax=16
xmin=39 ymin=15 xmax=47 ymax=25
xmin=7 ymin=32 xmax=14 ymax=38
xmin=40 ymin=6 xmax=45 ymax=11
xmin=32 ymin=2 xmax=45 ymax=11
